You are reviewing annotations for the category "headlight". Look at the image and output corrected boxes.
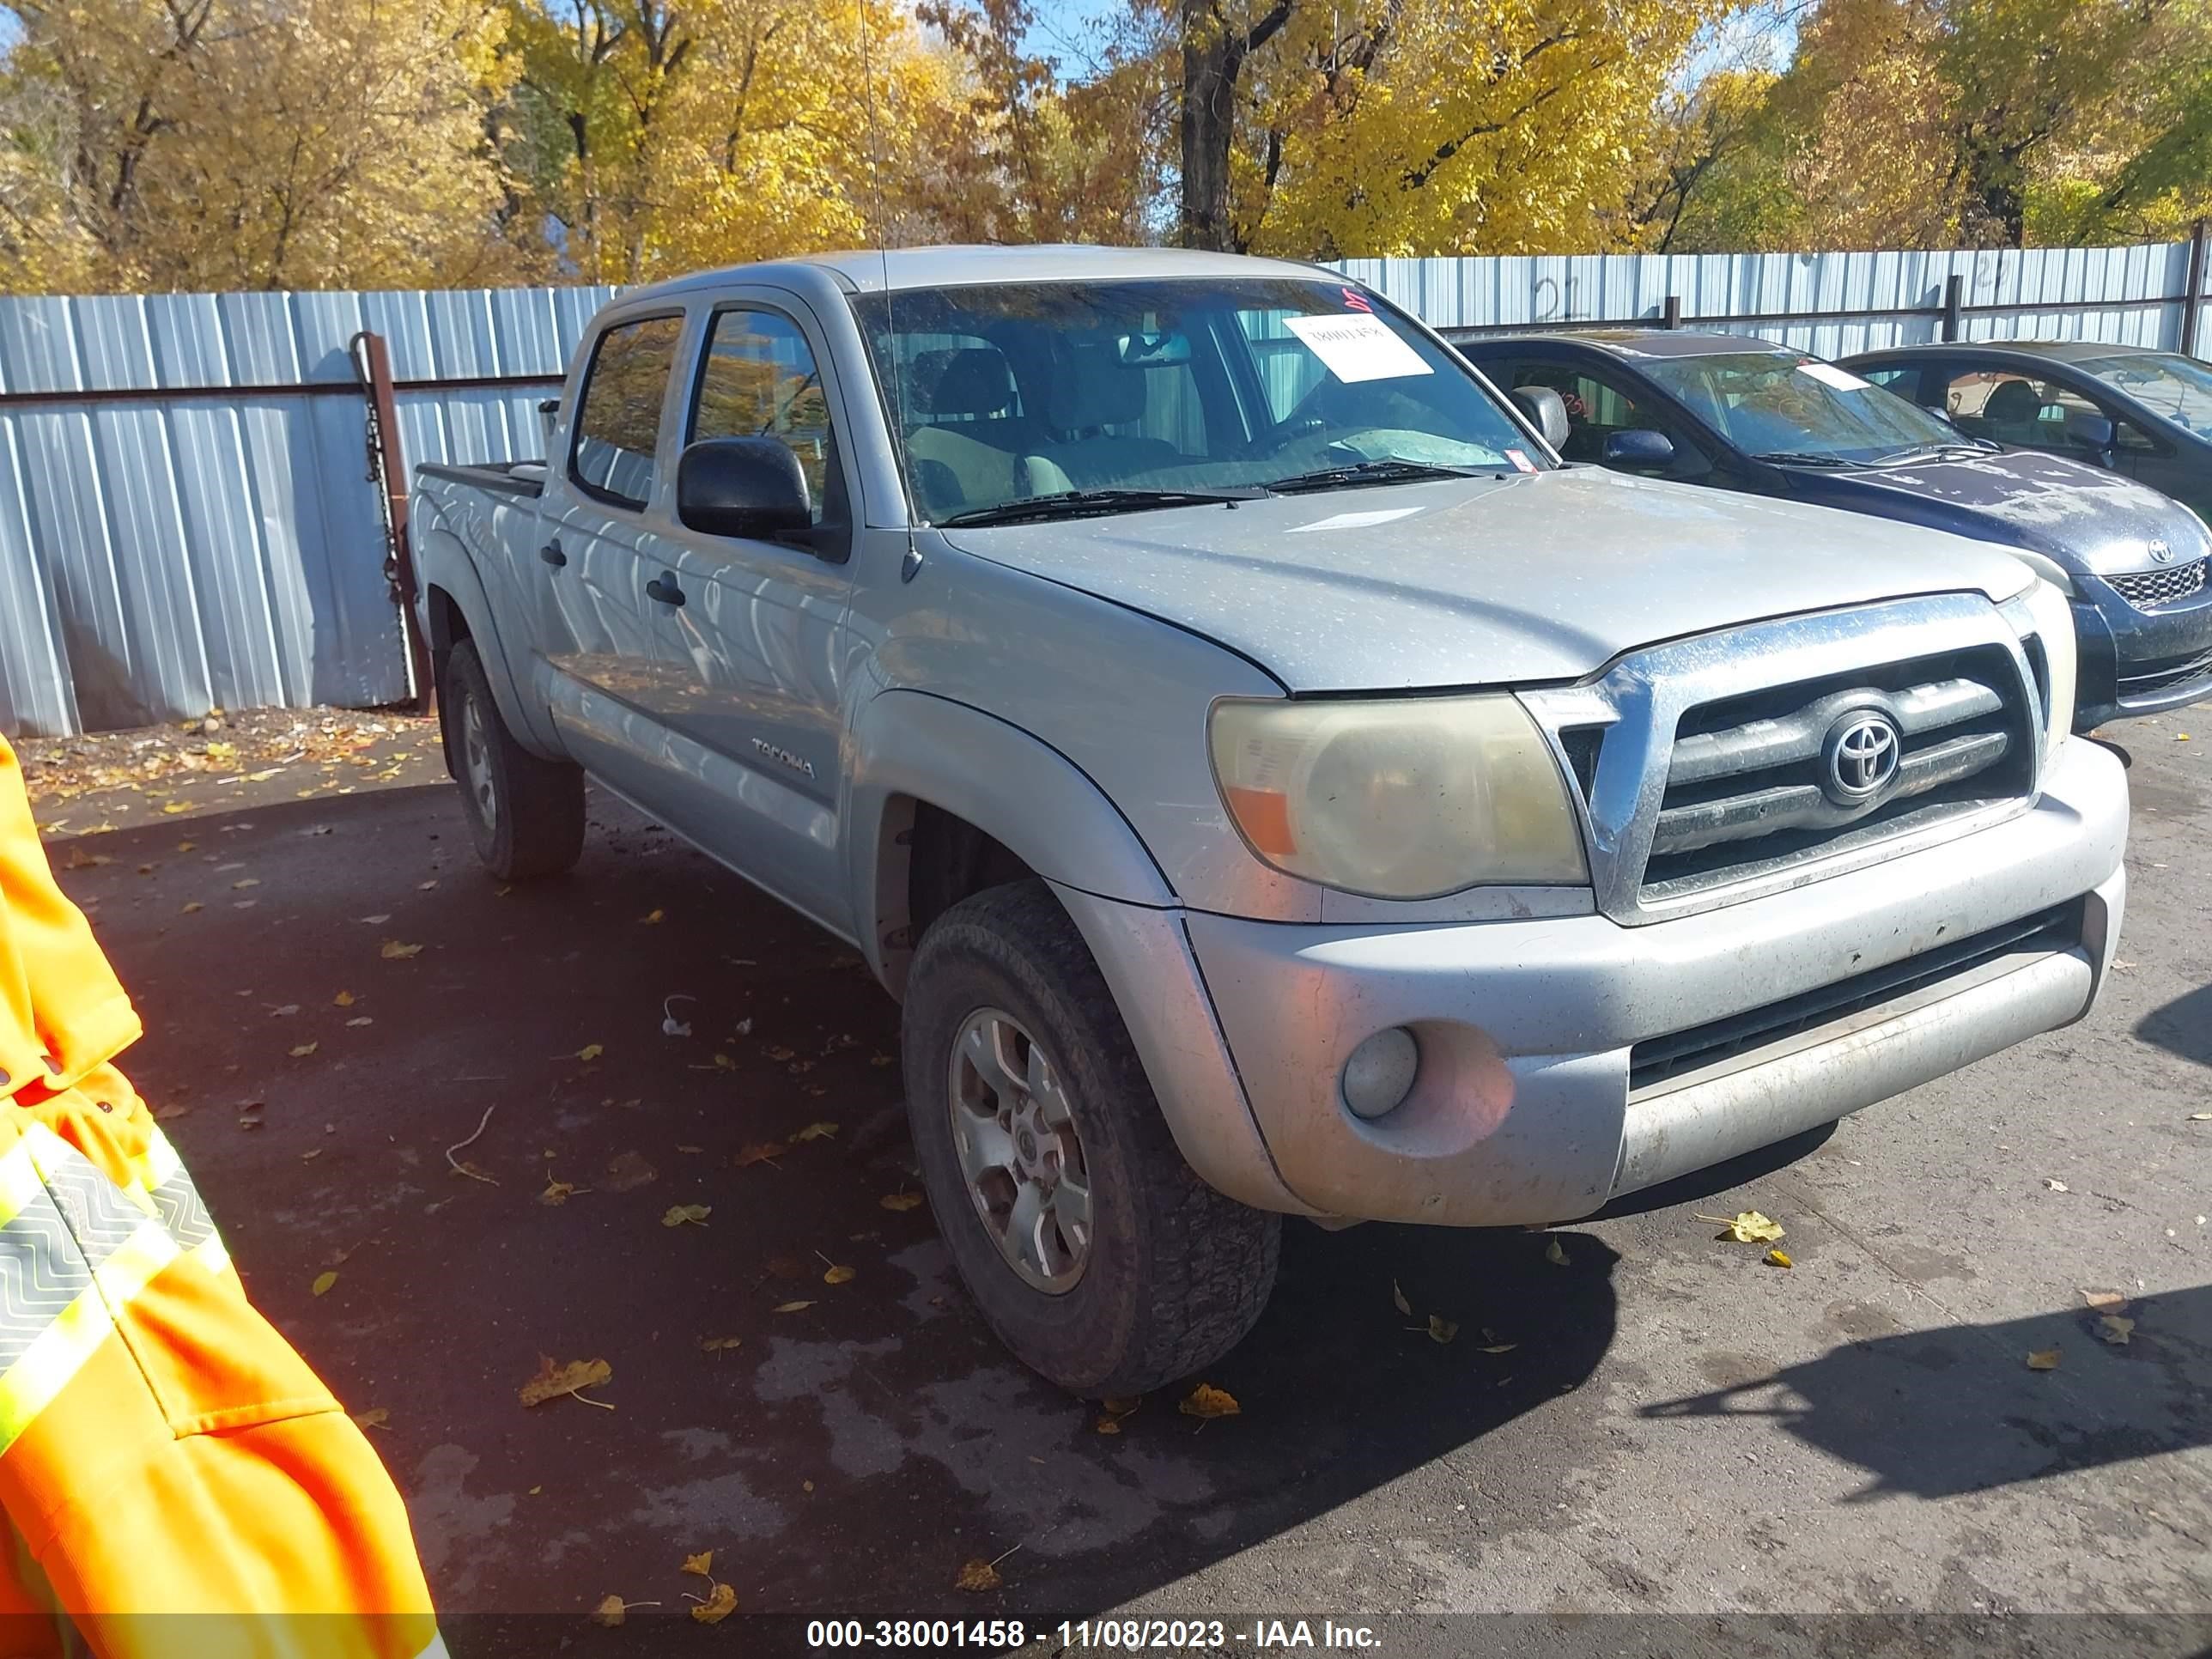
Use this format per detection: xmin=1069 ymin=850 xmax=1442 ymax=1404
xmin=2014 ymin=576 xmax=2076 ymax=759
xmin=1207 ymin=695 xmax=1589 ymax=899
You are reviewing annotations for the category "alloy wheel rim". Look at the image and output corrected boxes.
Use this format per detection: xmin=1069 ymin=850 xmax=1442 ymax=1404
xmin=946 ymin=1006 xmax=1091 ymax=1293
xmin=459 ymin=691 xmax=497 ymax=836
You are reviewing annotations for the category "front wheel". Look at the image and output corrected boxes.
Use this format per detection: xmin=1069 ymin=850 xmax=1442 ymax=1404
xmin=902 ymin=881 xmax=1280 ymax=1395
xmin=441 ymin=639 xmax=585 ymax=881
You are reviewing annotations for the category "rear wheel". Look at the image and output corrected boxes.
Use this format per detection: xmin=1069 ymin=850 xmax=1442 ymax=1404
xmin=902 ymin=880 xmax=1280 ymax=1395
xmin=442 ymin=639 xmax=585 ymax=881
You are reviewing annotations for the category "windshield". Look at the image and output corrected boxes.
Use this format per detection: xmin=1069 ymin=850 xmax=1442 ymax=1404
xmin=849 ymin=277 xmax=1543 ymax=524
xmin=2075 ymin=351 xmax=2212 ymax=440
xmin=1639 ymin=350 xmax=1969 ymax=464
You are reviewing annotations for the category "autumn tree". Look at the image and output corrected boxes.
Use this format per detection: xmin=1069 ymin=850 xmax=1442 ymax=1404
xmin=0 ymin=0 xmax=519 ymax=293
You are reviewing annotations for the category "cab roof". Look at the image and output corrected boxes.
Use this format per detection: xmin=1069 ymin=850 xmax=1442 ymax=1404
xmin=617 ymin=244 xmax=1341 ymax=303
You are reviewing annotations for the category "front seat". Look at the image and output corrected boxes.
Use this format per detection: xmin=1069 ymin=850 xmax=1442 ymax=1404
xmin=1979 ymin=378 xmax=2050 ymax=442
xmin=1038 ymin=343 xmax=1182 ymax=487
xmin=902 ymin=346 xmax=1028 ymax=515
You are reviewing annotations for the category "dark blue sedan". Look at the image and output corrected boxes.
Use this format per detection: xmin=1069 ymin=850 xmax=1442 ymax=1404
xmin=1458 ymin=329 xmax=2212 ymax=731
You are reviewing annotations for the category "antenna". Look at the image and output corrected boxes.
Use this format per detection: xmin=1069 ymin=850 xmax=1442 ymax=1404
xmin=853 ymin=0 xmax=918 ymax=571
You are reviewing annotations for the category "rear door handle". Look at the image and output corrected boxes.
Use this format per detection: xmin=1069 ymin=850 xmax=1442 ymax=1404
xmin=538 ymin=542 xmax=566 ymax=568
xmin=646 ymin=573 xmax=685 ymax=608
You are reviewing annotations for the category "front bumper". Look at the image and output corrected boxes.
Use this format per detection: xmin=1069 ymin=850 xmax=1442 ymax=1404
xmin=2074 ymin=590 xmax=2212 ymax=728
xmin=1160 ymin=735 xmax=2125 ymax=1226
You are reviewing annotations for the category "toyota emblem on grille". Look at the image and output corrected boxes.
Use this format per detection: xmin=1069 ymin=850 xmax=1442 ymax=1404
xmin=1823 ymin=711 xmax=1901 ymax=803
xmin=2148 ymin=537 xmax=2174 ymax=564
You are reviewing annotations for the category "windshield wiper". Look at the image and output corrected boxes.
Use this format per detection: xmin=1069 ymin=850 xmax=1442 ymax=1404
xmin=1264 ymin=457 xmax=1489 ymax=493
xmin=937 ymin=486 xmax=1267 ymax=528
xmin=1750 ymin=451 xmax=1870 ymax=469
xmin=1875 ymin=439 xmax=2003 ymax=463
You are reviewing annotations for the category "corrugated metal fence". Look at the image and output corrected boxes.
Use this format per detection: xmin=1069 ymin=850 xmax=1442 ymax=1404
xmin=3 ymin=239 xmax=2207 ymax=736
xmin=0 ymin=286 xmax=613 ymax=738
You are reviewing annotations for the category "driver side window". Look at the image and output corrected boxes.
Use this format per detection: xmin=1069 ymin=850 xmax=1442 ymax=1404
xmin=690 ymin=307 xmax=841 ymax=525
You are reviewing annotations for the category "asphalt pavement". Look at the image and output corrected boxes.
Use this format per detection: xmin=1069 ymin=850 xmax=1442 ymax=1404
xmin=29 ymin=708 xmax=2211 ymax=1656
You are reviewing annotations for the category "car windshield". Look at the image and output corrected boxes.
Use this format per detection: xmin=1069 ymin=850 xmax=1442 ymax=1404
xmin=849 ymin=277 xmax=1541 ymax=525
xmin=2074 ymin=351 xmax=2212 ymax=440
xmin=1639 ymin=350 xmax=1970 ymax=464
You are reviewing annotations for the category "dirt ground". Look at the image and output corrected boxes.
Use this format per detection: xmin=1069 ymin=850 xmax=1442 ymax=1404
xmin=21 ymin=707 xmax=2212 ymax=1657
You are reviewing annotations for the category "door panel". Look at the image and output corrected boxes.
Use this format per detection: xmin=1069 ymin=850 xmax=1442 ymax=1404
xmin=638 ymin=301 xmax=860 ymax=931
xmin=532 ymin=312 xmax=688 ymax=803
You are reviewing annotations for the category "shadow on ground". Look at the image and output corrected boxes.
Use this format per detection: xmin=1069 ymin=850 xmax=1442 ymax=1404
xmin=2136 ymin=982 xmax=2212 ymax=1066
xmin=1642 ymin=1284 xmax=2212 ymax=1500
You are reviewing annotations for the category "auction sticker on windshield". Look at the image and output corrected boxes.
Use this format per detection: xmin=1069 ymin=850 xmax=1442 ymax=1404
xmin=1285 ymin=313 xmax=1433 ymax=383
xmin=1797 ymin=361 xmax=1873 ymax=392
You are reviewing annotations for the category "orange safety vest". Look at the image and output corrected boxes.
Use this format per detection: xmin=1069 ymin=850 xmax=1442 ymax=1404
xmin=0 ymin=734 xmax=441 ymax=1659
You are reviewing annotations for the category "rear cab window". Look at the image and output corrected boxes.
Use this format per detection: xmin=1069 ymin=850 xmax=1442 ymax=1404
xmin=570 ymin=313 xmax=686 ymax=508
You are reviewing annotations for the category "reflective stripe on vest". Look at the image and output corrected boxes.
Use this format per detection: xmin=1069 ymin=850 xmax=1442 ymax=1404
xmin=0 ymin=1125 xmax=209 ymax=1458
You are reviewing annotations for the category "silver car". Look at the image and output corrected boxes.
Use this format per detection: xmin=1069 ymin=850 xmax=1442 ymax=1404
xmin=411 ymin=246 xmax=2128 ymax=1395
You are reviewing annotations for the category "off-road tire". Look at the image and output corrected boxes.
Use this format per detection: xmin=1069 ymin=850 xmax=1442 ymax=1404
xmin=902 ymin=879 xmax=1280 ymax=1395
xmin=442 ymin=639 xmax=585 ymax=881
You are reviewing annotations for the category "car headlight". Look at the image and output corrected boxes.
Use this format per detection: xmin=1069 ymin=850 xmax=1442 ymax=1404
xmin=2014 ymin=575 xmax=2076 ymax=759
xmin=1207 ymin=695 xmax=1589 ymax=899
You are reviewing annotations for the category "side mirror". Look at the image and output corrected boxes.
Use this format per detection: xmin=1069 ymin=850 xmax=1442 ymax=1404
xmin=2063 ymin=408 xmax=2116 ymax=458
xmin=1509 ymin=386 xmax=1570 ymax=451
xmin=678 ymin=436 xmax=811 ymax=540
xmin=1602 ymin=428 xmax=1675 ymax=470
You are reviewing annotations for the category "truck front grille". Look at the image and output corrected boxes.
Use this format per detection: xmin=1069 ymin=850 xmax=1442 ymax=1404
xmin=2107 ymin=559 xmax=2207 ymax=611
xmin=1639 ymin=646 xmax=2037 ymax=903
xmin=1628 ymin=902 xmax=2080 ymax=1093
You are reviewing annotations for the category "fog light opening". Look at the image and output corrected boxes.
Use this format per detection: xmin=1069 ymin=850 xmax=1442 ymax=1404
xmin=1342 ymin=1026 xmax=1419 ymax=1121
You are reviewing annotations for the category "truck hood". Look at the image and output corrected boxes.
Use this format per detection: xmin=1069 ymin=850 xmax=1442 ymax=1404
xmin=939 ymin=467 xmax=2035 ymax=692
xmin=1775 ymin=447 xmax=2209 ymax=576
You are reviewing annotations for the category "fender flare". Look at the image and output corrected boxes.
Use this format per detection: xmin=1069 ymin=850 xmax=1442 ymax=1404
xmin=412 ymin=524 xmax=565 ymax=758
xmin=845 ymin=688 xmax=1174 ymax=992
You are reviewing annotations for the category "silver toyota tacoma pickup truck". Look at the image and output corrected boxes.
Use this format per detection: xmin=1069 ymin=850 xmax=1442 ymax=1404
xmin=411 ymin=246 xmax=2128 ymax=1396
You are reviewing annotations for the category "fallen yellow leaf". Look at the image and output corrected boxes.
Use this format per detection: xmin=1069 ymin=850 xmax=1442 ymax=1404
xmin=351 ymin=1408 xmax=389 ymax=1431
xmin=2081 ymin=1289 xmax=2129 ymax=1310
xmin=179 ymin=902 xmax=202 ymax=914
xmin=1765 ymin=1249 xmax=1793 ymax=1269
xmin=333 ymin=990 xmax=355 ymax=1006
xmin=712 ymin=1053 xmax=736 ymax=1071
xmin=793 ymin=1121 xmax=840 ymax=1142
xmin=1095 ymin=1416 xmax=1121 ymax=1435
xmin=661 ymin=1204 xmax=711 ymax=1228
xmin=1426 ymin=1314 xmax=1458 ymax=1345
xmin=1698 ymin=1211 xmax=1785 ymax=1243
xmin=311 ymin=1270 xmax=337 ymax=1297
xmin=1392 ymin=1279 xmax=1413 ymax=1316
xmin=161 ymin=802 xmax=190 ymax=815
xmin=733 ymin=1142 xmax=783 ymax=1168
xmin=690 ymin=1583 xmax=737 ymax=1625
xmin=591 ymin=1595 xmax=629 ymax=1627
xmin=2097 ymin=1314 xmax=2135 ymax=1346
xmin=519 ymin=1356 xmax=613 ymax=1408
xmin=539 ymin=1176 xmax=579 ymax=1206
xmin=1179 ymin=1382 xmax=1241 ymax=1419
xmin=231 ymin=877 xmax=258 ymax=890
xmin=575 ymin=1043 xmax=604 ymax=1063
xmin=698 ymin=1335 xmax=743 ymax=1352
xmin=640 ymin=908 xmax=665 ymax=924
xmin=953 ymin=1559 xmax=1003 ymax=1593
xmin=1101 ymin=1396 xmax=1142 ymax=1417
xmin=379 ymin=940 xmax=422 ymax=959
xmin=416 ymin=878 xmax=438 ymax=890
xmin=2026 ymin=1348 xmax=2062 ymax=1371
xmin=1477 ymin=1341 xmax=1517 ymax=1354
xmin=289 ymin=1042 xmax=319 ymax=1059
xmin=681 ymin=1551 xmax=714 ymax=1578
xmin=773 ymin=1300 xmax=816 ymax=1314
xmin=880 ymin=1192 xmax=924 ymax=1212
xmin=1545 ymin=1237 xmax=1571 ymax=1267
xmin=823 ymin=1263 xmax=856 ymax=1285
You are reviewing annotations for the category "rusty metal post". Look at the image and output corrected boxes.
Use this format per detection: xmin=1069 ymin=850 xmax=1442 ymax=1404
xmin=352 ymin=330 xmax=434 ymax=716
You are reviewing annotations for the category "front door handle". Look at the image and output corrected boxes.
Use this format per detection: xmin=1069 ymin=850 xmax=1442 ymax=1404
xmin=645 ymin=573 xmax=686 ymax=608
xmin=538 ymin=541 xmax=566 ymax=568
